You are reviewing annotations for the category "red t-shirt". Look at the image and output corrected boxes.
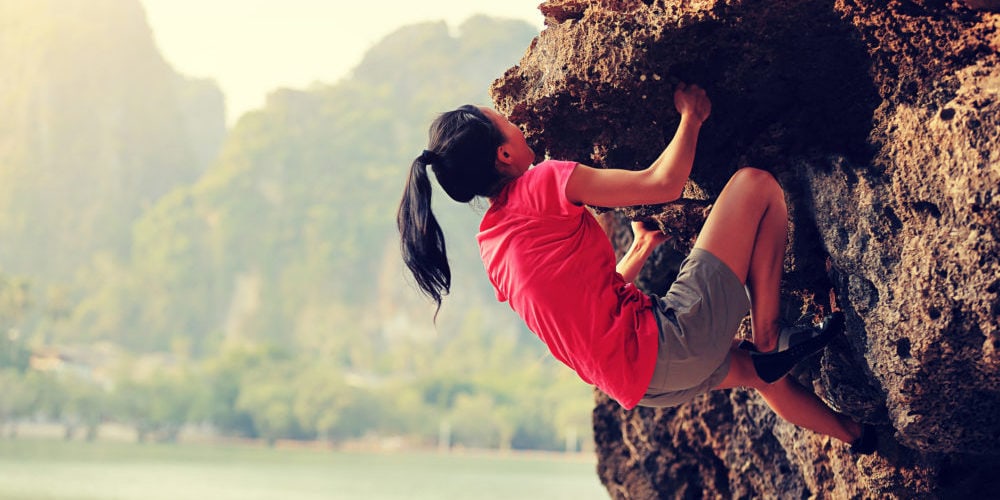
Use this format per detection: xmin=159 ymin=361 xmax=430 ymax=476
xmin=476 ymin=160 xmax=659 ymax=409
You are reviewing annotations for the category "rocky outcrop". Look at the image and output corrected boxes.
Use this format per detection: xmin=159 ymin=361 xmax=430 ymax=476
xmin=492 ymin=0 xmax=999 ymax=497
xmin=0 ymin=0 xmax=225 ymax=280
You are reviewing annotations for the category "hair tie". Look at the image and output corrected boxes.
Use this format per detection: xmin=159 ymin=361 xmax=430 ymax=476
xmin=419 ymin=149 xmax=440 ymax=164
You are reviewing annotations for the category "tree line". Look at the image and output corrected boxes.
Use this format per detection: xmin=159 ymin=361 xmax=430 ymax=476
xmin=1 ymin=266 xmax=594 ymax=452
xmin=1 ymin=318 xmax=594 ymax=452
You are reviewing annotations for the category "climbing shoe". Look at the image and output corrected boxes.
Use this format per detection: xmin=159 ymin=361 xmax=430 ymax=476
xmin=850 ymin=423 xmax=878 ymax=455
xmin=750 ymin=311 xmax=845 ymax=383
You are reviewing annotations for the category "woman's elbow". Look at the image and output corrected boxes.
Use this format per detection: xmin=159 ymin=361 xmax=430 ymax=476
xmin=655 ymin=178 xmax=685 ymax=202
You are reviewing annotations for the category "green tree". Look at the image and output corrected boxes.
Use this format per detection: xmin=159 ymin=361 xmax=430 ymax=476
xmin=0 ymin=369 xmax=32 ymax=437
xmin=114 ymin=369 xmax=196 ymax=443
xmin=291 ymin=365 xmax=347 ymax=442
xmin=59 ymin=378 xmax=108 ymax=441
xmin=448 ymin=393 xmax=508 ymax=449
xmin=189 ymin=346 xmax=281 ymax=437
xmin=0 ymin=273 xmax=30 ymax=372
xmin=0 ymin=333 xmax=29 ymax=373
xmin=236 ymin=375 xmax=299 ymax=445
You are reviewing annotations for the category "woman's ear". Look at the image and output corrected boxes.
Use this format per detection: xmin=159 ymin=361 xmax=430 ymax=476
xmin=495 ymin=146 xmax=518 ymax=177
xmin=497 ymin=146 xmax=513 ymax=176
xmin=496 ymin=145 xmax=511 ymax=165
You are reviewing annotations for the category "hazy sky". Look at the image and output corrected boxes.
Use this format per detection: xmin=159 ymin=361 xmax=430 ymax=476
xmin=140 ymin=0 xmax=546 ymax=125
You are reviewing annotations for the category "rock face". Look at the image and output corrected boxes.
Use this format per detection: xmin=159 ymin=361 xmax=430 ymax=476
xmin=491 ymin=0 xmax=999 ymax=497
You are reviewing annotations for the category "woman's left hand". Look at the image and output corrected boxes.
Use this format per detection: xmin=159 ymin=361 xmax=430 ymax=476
xmin=617 ymin=220 xmax=672 ymax=283
xmin=631 ymin=220 xmax=671 ymax=247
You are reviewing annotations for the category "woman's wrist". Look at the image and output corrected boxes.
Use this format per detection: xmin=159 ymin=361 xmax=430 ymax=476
xmin=629 ymin=235 xmax=658 ymax=256
xmin=679 ymin=112 xmax=705 ymax=128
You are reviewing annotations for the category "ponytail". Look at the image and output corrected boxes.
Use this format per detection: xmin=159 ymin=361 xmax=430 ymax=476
xmin=397 ymin=105 xmax=507 ymax=318
xmin=397 ymin=155 xmax=450 ymax=317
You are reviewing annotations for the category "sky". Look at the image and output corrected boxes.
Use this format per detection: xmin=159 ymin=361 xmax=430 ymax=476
xmin=140 ymin=0 xmax=546 ymax=125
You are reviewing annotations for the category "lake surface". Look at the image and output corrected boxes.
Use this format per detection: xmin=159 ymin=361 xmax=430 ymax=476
xmin=0 ymin=439 xmax=608 ymax=500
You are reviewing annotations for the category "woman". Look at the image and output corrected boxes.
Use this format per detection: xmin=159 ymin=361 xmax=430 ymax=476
xmin=397 ymin=83 xmax=875 ymax=454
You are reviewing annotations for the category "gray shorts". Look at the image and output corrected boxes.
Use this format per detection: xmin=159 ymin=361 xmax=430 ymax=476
xmin=638 ymin=248 xmax=751 ymax=408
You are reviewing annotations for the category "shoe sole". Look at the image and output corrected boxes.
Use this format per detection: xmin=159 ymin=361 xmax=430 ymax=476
xmin=750 ymin=312 xmax=845 ymax=383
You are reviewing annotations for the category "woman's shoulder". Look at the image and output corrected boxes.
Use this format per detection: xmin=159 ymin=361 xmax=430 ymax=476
xmin=521 ymin=159 xmax=578 ymax=185
xmin=534 ymin=158 xmax=578 ymax=171
xmin=500 ymin=159 xmax=582 ymax=215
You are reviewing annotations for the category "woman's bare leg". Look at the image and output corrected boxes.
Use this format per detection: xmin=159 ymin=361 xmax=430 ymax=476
xmin=694 ymin=167 xmax=787 ymax=351
xmin=699 ymin=170 xmax=861 ymax=443
xmin=717 ymin=348 xmax=861 ymax=443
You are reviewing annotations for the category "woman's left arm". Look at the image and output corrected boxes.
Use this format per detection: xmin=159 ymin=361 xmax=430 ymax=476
xmin=616 ymin=221 xmax=671 ymax=283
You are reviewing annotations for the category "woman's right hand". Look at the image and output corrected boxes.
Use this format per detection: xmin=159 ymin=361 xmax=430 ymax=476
xmin=674 ymin=83 xmax=711 ymax=124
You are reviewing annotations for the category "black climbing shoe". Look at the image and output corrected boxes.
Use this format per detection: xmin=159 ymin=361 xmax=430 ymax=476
xmin=850 ymin=423 xmax=878 ymax=455
xmin=750 ymin=312 xmax=845 ymax=383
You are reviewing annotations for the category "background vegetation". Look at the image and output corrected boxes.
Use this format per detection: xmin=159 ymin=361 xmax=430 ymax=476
xmin=0 ymin=2 xmax=594 ymax=452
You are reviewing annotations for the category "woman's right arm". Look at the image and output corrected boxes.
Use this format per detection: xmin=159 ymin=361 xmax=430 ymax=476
xmin=565 ymin=83 xmax=711 ymax=207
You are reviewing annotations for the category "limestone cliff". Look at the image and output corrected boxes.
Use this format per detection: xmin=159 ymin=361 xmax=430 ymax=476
xmin=491 ymin=0 xmax=999 ymax=497
xmin=0 ymin=0 xmax=225 ymax=280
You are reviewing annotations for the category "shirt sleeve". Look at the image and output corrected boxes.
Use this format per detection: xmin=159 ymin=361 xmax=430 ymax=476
xmin=548 ymin=160 xmax=582 ymax=213
xmin=517 ymin=160 xmax=579 ymax=217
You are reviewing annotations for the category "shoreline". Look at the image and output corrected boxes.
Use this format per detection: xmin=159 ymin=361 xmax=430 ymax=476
xmin=2 ymin=421 xmax=598 ymax=463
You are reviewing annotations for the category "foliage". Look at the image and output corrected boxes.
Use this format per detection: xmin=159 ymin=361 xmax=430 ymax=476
xmin=113 ymin=369 xmax=196 ymax=443
xmin=0 ymin=9 xmax=599 ymax=452
xmin=0 ymin=271 xmax=31 ymax=374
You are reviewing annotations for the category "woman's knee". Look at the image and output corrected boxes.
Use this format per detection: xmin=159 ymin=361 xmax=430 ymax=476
xmin=730 ymin=167 xmax=779 ymax=194
xmin=715 ymin=348 xmax=768 ymax=391
xmin=725 ymin=168 xmax=785 ymax=211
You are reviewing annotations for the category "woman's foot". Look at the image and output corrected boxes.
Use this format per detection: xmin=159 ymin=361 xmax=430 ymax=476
xmin=750 ymin=312 xmax=845 ymax=383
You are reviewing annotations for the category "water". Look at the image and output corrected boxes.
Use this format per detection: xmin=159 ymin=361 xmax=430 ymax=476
xmin=0 ymin=439 xmax=608 ymax=500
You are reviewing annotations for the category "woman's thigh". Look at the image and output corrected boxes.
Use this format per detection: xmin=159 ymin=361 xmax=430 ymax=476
xmin=693 ymin=168 xmax=781 ymax=285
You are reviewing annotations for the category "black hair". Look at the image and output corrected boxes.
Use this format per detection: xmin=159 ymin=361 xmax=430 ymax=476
xmin=396 ymin=105 xmax=507 ymax=318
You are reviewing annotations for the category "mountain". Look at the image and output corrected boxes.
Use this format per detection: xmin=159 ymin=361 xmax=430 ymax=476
xmin=1 ymin=9 xmax=602 ymax=451
xmin=67 ymin=16 xmax=539 ymax=353
xmin=0 ymin=0 xmax=225 ymax=281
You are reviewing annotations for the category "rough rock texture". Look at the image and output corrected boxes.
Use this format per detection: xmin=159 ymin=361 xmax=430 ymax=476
xmin=491 ymin=0 xmax=999 ymax=497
